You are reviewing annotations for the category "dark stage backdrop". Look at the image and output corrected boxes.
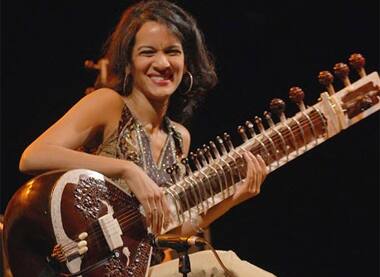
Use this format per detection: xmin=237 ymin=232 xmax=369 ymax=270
xmin=1 ymin=1 xmax=379 ymax=276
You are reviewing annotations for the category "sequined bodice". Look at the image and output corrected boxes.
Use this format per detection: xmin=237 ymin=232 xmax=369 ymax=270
xmin=96 ymin=103 xmax=184 ymax=192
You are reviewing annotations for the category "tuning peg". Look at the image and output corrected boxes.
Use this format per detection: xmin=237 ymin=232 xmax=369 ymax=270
xmin=173 ymin=163 xmax=181 ymax=177
xmin=190 ymin=152 xmax=202 ymax=170
xmin=237 ymin=125 xmax=248 ymax=142
xmin=165 ymin=166 xmax=176 ymax=183
xmin=245 ymin=121 xmax=256 ymax=137
xmin=263 ymin=111 xmax=275 ymax=127
xmin=197 ymin=148 xmax=208 ymax=166
xmin=349 ymin=53 xmax=366 ymax=78
xmin=333 ymin=62 xmax=351 ymax=86
xmin=223 ymin=133 xmax=234 ymax=151
xmin=181 ymin=157 xmax=192 ymax=175
xmin=269 ymin=98 xmax=287 ymax=122
xmin=77 ymin=240 xmax=87 ymax=247
xmin=254 ymin=116 xmax=265 ymax=132
xmin=216 ymin=136 xmax=228 ymax=155
xmin=203 ymin=145 xmax=214 ymax=164
xmin=209 ymin=141 xmax=221 ymax=159
xmin=289 ymin=86 xmax=306 ymax=111
xmin=78 ymin=246 xmax=89 ymax=255
xmin=84 ymin=59 xmax=96 ymax=69
xmin=78 ymin=232 xmax=88 ymax=240
xmin=318 ymin=71 xmax=335 ymax=95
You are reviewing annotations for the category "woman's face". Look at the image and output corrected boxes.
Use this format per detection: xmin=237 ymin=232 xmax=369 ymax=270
xmin=130 ymin=21 xmax=185 ymax=102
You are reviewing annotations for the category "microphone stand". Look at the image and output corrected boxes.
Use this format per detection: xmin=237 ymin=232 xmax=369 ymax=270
xmin=177 ymin=246 xmax=191 ymax=277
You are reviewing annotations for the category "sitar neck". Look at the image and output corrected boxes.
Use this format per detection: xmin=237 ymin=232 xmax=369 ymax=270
xmin=163 ymin=54 xmax=380 ymax=232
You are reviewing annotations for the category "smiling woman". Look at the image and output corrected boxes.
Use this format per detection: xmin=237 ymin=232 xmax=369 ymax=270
xmin=7 ymin=0 xmax=274 ymax=277
xmin=130 ymin=21 xmax=185 ymax=102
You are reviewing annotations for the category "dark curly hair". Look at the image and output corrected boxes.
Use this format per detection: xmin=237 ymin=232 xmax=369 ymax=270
xmin=95 ymin=0 xmax=217 ymax=124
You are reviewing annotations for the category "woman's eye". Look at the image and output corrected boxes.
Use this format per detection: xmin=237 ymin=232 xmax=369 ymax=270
xmin=167 ymin=50 xmax=182 ymax=56
xmin=139 ymin=50 xmax=155 ymax=56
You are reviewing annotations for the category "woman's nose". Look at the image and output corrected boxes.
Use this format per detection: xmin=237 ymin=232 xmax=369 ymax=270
xmin=153 ymin=53 xmax=170 ymax=70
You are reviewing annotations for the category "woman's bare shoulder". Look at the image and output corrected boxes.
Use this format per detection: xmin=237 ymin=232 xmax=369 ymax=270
xmin=81 ymin=88 xmax=124 ymax=108
xmin=171 ymin=121 xmax=191 ymax=155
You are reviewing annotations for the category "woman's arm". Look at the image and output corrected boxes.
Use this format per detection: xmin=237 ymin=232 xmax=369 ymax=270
xmin=19 ymin=88 xmax=126 ymax=175
xmin=19 ymin=88 xmax=171 ymax=234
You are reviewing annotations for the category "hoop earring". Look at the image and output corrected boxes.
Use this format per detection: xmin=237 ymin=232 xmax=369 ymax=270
xmin=183 ymin=71 xmax=193 ymax=94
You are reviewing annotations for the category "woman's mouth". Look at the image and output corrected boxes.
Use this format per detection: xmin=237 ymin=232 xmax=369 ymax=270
xmin=148 ymin=74 xmax=173 ymax=86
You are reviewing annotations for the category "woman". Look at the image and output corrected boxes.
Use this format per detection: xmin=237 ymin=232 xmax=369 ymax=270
xmin=19 ymin=1 xmax=273 ymax=276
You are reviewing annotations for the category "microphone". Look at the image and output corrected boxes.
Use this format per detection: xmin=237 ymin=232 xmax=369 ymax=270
xmin=154 ymin=234 xmax=206 ymax=250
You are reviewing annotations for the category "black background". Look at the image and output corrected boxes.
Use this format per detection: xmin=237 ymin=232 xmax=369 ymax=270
xmin=1 ymin=1 xmax=379 ymax=276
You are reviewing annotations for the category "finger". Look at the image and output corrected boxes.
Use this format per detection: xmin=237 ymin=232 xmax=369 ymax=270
xmin=245 ymin=151 xmax=257 ymax=193
xmin=152 ymin=210 xmax=159 ymax=234
xmin=249 ymin=153 xmax=262 ymax=194
xmin=142 ymin=201 xmax=153 ymax=230
xmin=252 ymin=154 xmax=265 ymax=188
xmin=161 ymin=191 xmax=173 ymax=229
xmin=150 ymin=190 xmax=162 ymax=234
xmin=154 ymin=199 xmax=164 ymax=234
xmin=242 ymin=152 xmax=253 ymax=187
xmin=257 ymin=154 xmax=268 ymax=180
xmin=149 ymin=192 xmax=157 ymax=234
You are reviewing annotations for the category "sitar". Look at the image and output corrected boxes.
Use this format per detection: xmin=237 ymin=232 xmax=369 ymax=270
xmin=3 ymin=54 xmax=380 ymax=277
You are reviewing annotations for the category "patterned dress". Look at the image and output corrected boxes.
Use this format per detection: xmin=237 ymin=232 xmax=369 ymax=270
xmin=95 ymin=103 xmax=185 ymax=265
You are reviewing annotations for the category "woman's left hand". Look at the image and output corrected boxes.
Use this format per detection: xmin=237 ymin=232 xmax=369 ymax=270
xmin=231 ymin=149 xmax=268 ymax=206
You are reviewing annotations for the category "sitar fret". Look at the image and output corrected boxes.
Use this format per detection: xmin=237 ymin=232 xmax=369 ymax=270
xmin=166 ymin=107 xmax=327 ymax=224
xmin=163 ymin=63 xmax=380 ymax=230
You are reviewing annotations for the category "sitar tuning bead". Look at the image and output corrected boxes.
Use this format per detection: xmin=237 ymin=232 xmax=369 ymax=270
xmin=237 ymin=125 xmax=248 ymax=142
xmin=348 ymin=53 xmax=366 ymax=78
xmin=263 ymin=111 xmax=275 ymax=127
xmin=269 ymin=98 xmax=287 ymax=122
xmin=333 ymin=62 xmax=351 ymax=87
xmin=172 ymin=163 xmax=181 ymax=175
xmin=289 ymin=86 xmax=306 ymax=111
xmin=317 ymin=71 xmax=335 ymax=95
xmin=202 ymin=144 xmax=208 ymax=152
xmin=223 ymin=132 xmax=234 ymax=150
xmin=181 ymin=157 xmax=193 ymax=175
xmin=216 ymin=135 xmax=228 ymax=155
xmin=180 ymin=157 xmax=187 ymax=165
xmin=203 ymin=145 xmax=214 ymax=163
xmin=209 ymin=140 xmax=221 ymax=159
xmin=254 ymin=116 xmax=265 ymax=133
xmin=245 ymin=121 xmax=256 ymax=137
xmin=197 ymin=148 xmax=208 ymax=166
xmin=190 ymin=151 xmax=202 ymax=170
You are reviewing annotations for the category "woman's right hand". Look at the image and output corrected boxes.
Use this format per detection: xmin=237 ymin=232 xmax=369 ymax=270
xmin=122 ymin=162 xmax=172 ymax=234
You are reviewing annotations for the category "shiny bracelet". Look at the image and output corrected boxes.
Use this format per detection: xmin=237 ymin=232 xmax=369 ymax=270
xmin=190 ymin=216 xmax=205 ymax=234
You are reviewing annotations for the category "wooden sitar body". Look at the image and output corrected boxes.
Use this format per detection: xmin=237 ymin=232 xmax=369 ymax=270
xmin=4 ymin=169 xmax=151 ymax=277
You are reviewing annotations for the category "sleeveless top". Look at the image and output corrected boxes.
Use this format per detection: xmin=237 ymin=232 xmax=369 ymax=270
xmin=96 ymin=103 xmax=185 ymax=191
xmin=94 ymin=103 xmax=185 ymax=265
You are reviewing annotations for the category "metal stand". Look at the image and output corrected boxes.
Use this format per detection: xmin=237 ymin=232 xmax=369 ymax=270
xmin=178 ymin=248 xmax=191 ymax=277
